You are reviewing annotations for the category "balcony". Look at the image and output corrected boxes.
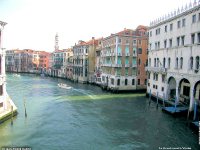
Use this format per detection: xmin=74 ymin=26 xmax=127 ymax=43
xmin=145 ymin=66 xmax=167 ymax=73
xmin=125 ymin=53 xmax=130 ymax=56
xmin=132 ymin=64 xmax=137 ymax=68
xmin=102 ymin=64 xmax=112 ymax=67
xmin=105 ymin=53 xmax=111 ymax=57
xmin=112 ymin=64 xmax=122 ymax=67
xmin=117 ymin=53 xmax=122 ymax=56
xmin=125 ymin=64 xmax=129 ymax=67
xmin=133 ymin=53 xmax=137 ymax=57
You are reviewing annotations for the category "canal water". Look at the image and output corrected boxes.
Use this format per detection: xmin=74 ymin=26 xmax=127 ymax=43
xmin=0 ymin=74 xmax=199 ymax=150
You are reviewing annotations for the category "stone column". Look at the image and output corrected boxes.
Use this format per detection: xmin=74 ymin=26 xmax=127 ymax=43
xmin=176 ymin=85 xmax=179 ymax=103
xmin=189 ymin=84 xmax=194 ymax=111
xmin=0 ymin=22 xmax=7 ymax=110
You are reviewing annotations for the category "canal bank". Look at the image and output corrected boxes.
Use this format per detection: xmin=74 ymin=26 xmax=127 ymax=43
xmin=0 ymin=73 xmax=199 ymax=149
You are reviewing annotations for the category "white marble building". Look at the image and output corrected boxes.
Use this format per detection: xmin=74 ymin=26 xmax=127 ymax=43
xmin=146 ymin=1 xmax=200 ymax=111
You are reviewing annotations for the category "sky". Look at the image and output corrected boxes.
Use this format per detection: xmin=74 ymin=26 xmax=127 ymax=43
xmin=0 ymin=0 xmax=192 ymax=52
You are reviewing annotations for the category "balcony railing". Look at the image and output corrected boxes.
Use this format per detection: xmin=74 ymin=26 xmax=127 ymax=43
xmin=113 ymin=64 xmax=122 ymax=67
xmin=145 ymin=66 xmax=167 ymax=73
xmin=125 ymin=64 xmax=129 ymax=67
xmin=117 ymin=53 xmax=122 ymax=56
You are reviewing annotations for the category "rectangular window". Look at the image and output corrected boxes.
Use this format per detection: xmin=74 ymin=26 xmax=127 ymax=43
xmin=162 ymin=87 xmax=164 ymax=92
xmin=132 ymin=79 xmax=135 ymax=85
xmin=0 ymin=85 xmax=3 ymax=95
xmin=133 ymin=40 xmax=137 ymax=44
xmin=181 ymin=36 xmax=185 ymax=46
xmin=164 ymin=40 xmax=167 ymax=48
xmin=156 ymin=28 xmax=160 ymax=35
xmin=198 ymin=33 xmax=200 ymax=43
xmin=177 ymin=37 xmax=180 ymax=46
xmin=138 ymin=79 xmax=140 ymax=85
xmin=182 ymin=18 xmax=186 ymax=27
xmin=138 ymin=48 xmax=142 ymax=54
xmin=169 ymin=39 xmax=172 ymax=47
xmin=162 ymin=75 xmax=165 ymax=83
xmin=117 ymin=79 xmax=120 ymax=86
xmin=150 ymin=31 xmax=152 ymax=37
xmin=125 ymin=79 xmax=128 ymax=85
xmin=199 ymin=13 xmax=200 ymax=21
xmin=149 ymin=43 xmax=152 ymax=50
xmin=164 ymin=25 xmax=167 ymax=32
xmin=191 ymin=34 xmax=195 ymax=44
xmin=170 ymin=23 xmax=173 ymax=31
xmin=155 ymin=42 xmax=157 ymax=50
xmin=158 ymin=42 xmax=160 ymax=49
xmin=111 ymin=78 xmax=114 ymax=85
xmin=145 ymin=79 xmax=147 ymax=85
xmin=177 ymin=20 xmax=181 ymax=28
xmin=192 ymin=14 xmax=196 ymax=23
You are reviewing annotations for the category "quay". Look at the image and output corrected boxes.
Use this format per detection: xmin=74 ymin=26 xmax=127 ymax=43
xmin=0 ymin=95 xmax=17 ymax=124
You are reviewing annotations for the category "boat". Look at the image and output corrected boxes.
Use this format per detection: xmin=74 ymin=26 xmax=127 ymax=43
xmin=13 ymin=74 xmax=20 ymax=77
xmin=58 ymin=83 xmax=72 ymax=89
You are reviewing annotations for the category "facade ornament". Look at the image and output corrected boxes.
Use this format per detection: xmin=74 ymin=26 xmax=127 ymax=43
xmin=193 ymin=0 xmax=197 ymax=7
xmin=185 ymin=4 xmax=188 ymax=11
xmin=189 ymin=1 xmax=192 ymax=8
xmin=177 ymin=8 xmax=180 ymax=14
xmin=174 ymin=10 xmax=177 ymax=16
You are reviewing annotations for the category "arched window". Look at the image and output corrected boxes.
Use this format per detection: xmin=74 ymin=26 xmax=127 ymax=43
xmin=125 ymin=79 xmax=128 ymax=85
xmin=138 ymin=59 xmax=141 ymax=65
xmin=190 ymin=57 xmax=193 ymax=69
xmin=180 ymin=57 xmax=183 ymax=69
xmin=157 ymin=58 xmax=159 ymax=67
xmin=0 ymin=56 xmax=1 ymax=74
xmin=117 ymin=79 xmax=120 ymax=86
xmin=163 ymin=57 xmax=166 ymax=68
xmin=149 ymin=58 xmax=151 ymax=67
xmin=196 ymin=56 xmax=199 ymax=70
xmin=176 ymin=57 xmax=179 ymax=69
xmin=168 ymin=58 xmax=171 ymax=69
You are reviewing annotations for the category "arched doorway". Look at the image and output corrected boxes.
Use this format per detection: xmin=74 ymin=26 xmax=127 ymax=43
xmin=167 ymin=76 xmax=176 ymax=100
xmin=194 ymin=81 xmax=200 ymax=107
xmin=178 ymin=78 xmax=190 ymax=106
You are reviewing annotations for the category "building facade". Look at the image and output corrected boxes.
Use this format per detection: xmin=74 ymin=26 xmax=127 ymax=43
xmin=146 ymin=2 xmax=200 ymax=111
xmin=39 ymin=51 xmax=50 ymax=74
xmin=100 ymin=27 xmax=148 ymax=92
xmin=72 ymin=38 xmax=98 ymax=83
xmin=0 ymin=21 xmax=17 ymax=122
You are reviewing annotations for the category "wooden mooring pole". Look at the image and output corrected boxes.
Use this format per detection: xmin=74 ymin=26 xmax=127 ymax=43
xmin=24 ymin=98 xmax=27 ymax=118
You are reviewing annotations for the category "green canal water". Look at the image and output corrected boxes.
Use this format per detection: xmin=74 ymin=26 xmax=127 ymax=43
xmin=0 ymin=74 xmax=199 ymax=150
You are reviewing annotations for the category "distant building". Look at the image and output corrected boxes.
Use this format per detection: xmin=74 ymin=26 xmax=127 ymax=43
xmin=94 ymin=38 xmax=103 ymax=85
xmin=146 ymin=2 xmax=200 ymax=111
xmin=5 ymin=49 xmax=50 ymax=74
xmin=62 ymin=48 xmax=73 ymax=79
xmin=72 ymin=38 xmax=99 ymax=83
xmin=39 ymin=51 xmax=50 ymax=74
xmin=52 ymin=50 xmax=64 ymax=77
xmin=100 ymin=26 xmax=148 ymax=92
